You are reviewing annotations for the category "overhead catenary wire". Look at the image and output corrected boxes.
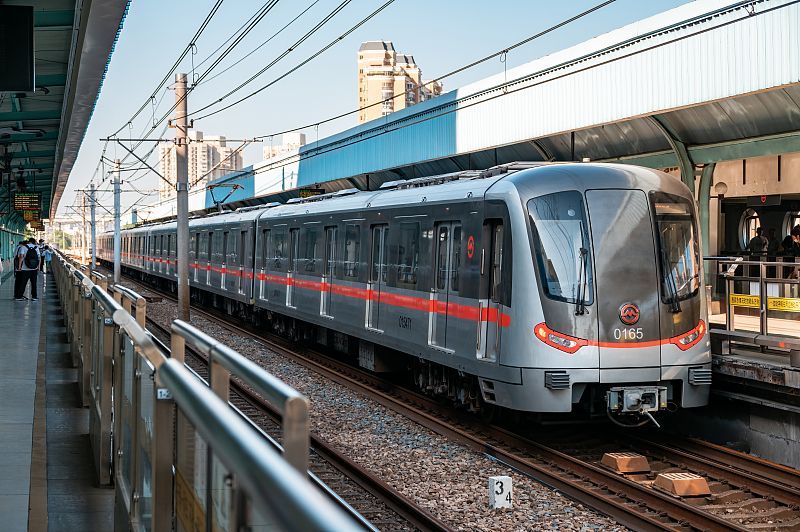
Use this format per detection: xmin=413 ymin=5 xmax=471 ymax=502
xmin=201 ymin=0 xmax=785 ymax=192
xmin=242 ymin=0 xmax=617 ymax=138
xmin=109 ymin=0 xmax=226 ymax=137
xmin=194 ymin=0 xmax=322 ymax=88
xmin=190 ymin=0 xmax=394 ymax=121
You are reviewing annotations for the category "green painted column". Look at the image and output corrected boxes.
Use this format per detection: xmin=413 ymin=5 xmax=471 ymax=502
xmin=697 ymin=163 xmax=716 ymax=286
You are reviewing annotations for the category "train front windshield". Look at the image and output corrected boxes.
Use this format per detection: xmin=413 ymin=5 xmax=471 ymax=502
xmin=528 ymin=191 xmax=593 ymax=306
xmin=651 ymin=193 xmax=700 ymax=304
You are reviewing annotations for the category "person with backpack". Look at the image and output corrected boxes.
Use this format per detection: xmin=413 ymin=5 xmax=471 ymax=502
xmin=15 ymin=237 xmax=41 ymax=301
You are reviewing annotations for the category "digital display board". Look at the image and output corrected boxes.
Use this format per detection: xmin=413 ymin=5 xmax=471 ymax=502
xmin=0 ymin=6 xmax=35 ymax=92
xmin=13 ymin=192 xmax=42 ymax=211
xmin=30 ymin=221 xmax=44 ymax=231
xmin=23 ymin=210 xmax=40 ymax=221
xmin=299 ymin=188 xmax=325 ymax=198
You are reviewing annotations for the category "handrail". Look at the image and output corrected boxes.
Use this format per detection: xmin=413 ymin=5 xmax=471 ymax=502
xmin=49 ymin=248 xmax=345 ymax=531
xmin=158 ymin=358 xmax=361 ymax=532
xmin=171 ymin=318 xmax=310 ymax=473
xmin=112 ymin=284 xmax=146 ymax=307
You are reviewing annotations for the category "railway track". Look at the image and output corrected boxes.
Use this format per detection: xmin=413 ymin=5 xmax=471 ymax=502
xmin=101 ymin=265 xmax=800 ymax=532
xmin=145 ymin=317 xmax=454 ymax=532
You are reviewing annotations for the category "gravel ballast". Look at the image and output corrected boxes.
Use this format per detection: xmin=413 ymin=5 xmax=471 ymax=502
xmin=146 ymin=300 xmax=629 ymax=532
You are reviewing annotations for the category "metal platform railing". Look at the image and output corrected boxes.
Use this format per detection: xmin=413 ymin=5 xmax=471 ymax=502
xmin=704 ymin=256 xmax=800 ymax=367
xmin=52 ymin=251 xmax=364 ymax=532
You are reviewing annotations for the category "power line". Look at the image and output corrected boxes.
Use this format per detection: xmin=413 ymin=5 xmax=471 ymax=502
xmin=109 ymin=0 xmax=226 ymax=137
xmin=191 ymin=0 xmax=390 ymax=121
xmin=195 ymin=0 xmax=321 ymax=88
xmin=248 ymin=0 xmax=616 ymax=139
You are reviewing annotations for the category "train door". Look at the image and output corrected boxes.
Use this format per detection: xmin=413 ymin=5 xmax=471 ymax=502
xmin=206 ymin=232 xmax=213 ymax=284
xmin=477 ymin=221 xmax=503 ymax=362
xmin=259 ymin=229 xmax=270 ymax=300
xmin=238 ymin=230 xmax=247 ymax=295
xmin=193 ymin=233 xmax=200 ymax=282
xmin=166 ymin=234 xmax=172 ymax=276
xmin=222 ymin=232 xmax=229 ymax=288
xmin=158 ymin=235 xmax=164 ymax=273
xmin=429 ymin=222 xmax=461 ymax=351
xmin=366 ymin=225 xmax=388 ymax=331
xmin=321 ymin=226 xmax=337 ymax=317
xmin=287 ymin=229 xmax=299 ymax=308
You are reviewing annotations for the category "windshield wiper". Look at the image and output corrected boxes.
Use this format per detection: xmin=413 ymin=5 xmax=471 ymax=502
xmin=575 ymin=223 xmax=589 ymax=315
xmin=659 ymin=246 xmax=682 ymax=313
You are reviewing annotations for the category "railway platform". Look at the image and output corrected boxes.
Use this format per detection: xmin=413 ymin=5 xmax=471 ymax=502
xmin=0 ymin=251 xmax=366 ymax=532
xmin=0 ymin=269 xmax=113 ymax=532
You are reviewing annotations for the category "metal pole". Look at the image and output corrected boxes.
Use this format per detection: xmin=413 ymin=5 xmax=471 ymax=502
xmin=175 ymin=73 xmax=190 ymax=321
xmin=114 ymin=159 xmax=121 ymax=283
xmin=81 ymin=192 xmax=87 ymax=264
xmin=90 ymin=183 xmax=96 ymax=270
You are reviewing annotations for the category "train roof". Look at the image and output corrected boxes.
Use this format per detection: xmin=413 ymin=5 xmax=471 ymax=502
xmin=106 ymin=162 xmax=684 ymax=235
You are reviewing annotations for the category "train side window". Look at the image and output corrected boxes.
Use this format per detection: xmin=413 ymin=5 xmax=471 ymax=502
xmin=171 ymin=235 xmax=176 ymax=256
xmin=223 ymin=232 xmax=229 ymax=262
xmin=491 ymin=224 xmax=503 ymax=303
xmin=240 ymin=231 xmax=248 ymax=262
xmin=344 ymin=224 xmax=360 ymax=279
xmin=397 ymin=222 xmax=419 ymax=286
xmin=303 ymin=227 xmax=317 ymax=272
xmin=200 ymin=233 xmax=207 ymax=258
xmin=260 ymin=230 xmax=270 ymax=268
xmin=289 ymin=229 xmax=300 ymax=272
xmin=371 ymin=226 xmax=388 ymax=283
xmin=436 ymin=225 xmax=449 ymax=290
xmin=166 ymin=234 xmax=171 ymax=259
xmin=324 ymin=226 xmax=337 ymax=277
xmin=214 ymin=231 xmax=223 ymax=258
xmin=451 ymin=225 xmax=462 ymax=293
xmin=272 ymin=228 xmax=285 ymax=270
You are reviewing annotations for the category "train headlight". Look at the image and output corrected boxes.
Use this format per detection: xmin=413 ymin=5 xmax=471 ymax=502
xmin=535 ymin=323 xmax=586 ymax=354
xmin=548 ymin=333 xmax=577 ymax=349
xmin=670 ymin=320 xmax=705 ymax=350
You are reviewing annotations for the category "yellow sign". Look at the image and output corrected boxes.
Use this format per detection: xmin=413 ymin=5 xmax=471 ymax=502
xmin=730 ymin=294 xmax=800 ymax=312
xmin=768 ymin=297 xmax=800 ymax=312
xmin=730 ymin=294 xmax=760 ymax=308
xmin=175 ymin=468 xmax=205 ymax=532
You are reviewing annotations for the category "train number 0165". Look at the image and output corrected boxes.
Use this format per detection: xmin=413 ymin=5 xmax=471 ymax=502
xmin=613 ymin=327 xmax=643 ymax=340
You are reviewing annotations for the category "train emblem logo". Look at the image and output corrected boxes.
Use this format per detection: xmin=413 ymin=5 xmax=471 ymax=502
xmin=467 ymin=236 xmax=475 ymax=259
xmin=618 ymin=303 xmax=640 ymax=325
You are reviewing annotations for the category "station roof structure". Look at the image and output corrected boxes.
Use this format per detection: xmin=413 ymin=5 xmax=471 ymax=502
xmin=0 ymin=0 xmax=129 ymax=231
xmin=241 ymin=0 xmax=800 ymax=202
xmin=140 ymin=0 xmax=799 ymax=224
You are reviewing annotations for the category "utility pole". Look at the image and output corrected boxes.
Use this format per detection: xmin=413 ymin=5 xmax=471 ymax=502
xmin=114 ymin=158 xmax=121 ymax=283
xmin=175 ymin=73 xmax=190 ymax=321
xmin=90 ymin=183 xmax=96 ymax=270
xmin=81 ymin=192 xmax=87 ymax=264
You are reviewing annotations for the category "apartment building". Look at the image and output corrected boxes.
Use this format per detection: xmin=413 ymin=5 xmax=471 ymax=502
xmin=158 ymin=131 xmax=244 ymax=200
xmin=263 ymin=132 xmax=306 ymax=160
xmin=358 ymin=41 xmax=442 ymax=124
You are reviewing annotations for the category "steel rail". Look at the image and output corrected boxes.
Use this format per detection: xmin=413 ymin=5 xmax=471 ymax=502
xmin=103 ymin=264 xmax=799 ymax=531
xmin=145 ymin=316 xmax=454 ymax=532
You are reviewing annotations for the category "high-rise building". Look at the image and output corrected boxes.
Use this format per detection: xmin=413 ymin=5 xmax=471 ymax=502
xmin=358 ymin=41 xmax=442 ymax=125
xmin=158 ymin=131 xmax=244 ymax=200
xmin=263 ymin=132 xmax=306 ymax=161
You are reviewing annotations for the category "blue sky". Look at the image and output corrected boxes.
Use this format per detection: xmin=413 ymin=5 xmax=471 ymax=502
xmin=60 ymin=0 xmax=692 ymax=220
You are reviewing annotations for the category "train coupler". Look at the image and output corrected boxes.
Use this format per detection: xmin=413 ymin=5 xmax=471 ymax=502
xmin=606 ymin=386 xmax=668 ymax=427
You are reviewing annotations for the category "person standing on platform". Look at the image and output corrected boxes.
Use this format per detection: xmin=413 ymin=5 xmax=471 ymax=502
xmin=38 ymin=239 xmax=45 ymax=273
xmin=15 ymin=238 xmax=41 ymax=301
xmin=747 ymin=227 xmax=768 ymax=253
xmin=767 ymin=228 xmax=781 ymax=253
xmin=44 ymin=246 xmax=52 ymax=274
xmin=13 ymin=240 xmax=26 ymax=297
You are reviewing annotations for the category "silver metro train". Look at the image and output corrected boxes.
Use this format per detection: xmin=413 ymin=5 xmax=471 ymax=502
xmin=99 ymin=162 xmax=711 ymax=424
